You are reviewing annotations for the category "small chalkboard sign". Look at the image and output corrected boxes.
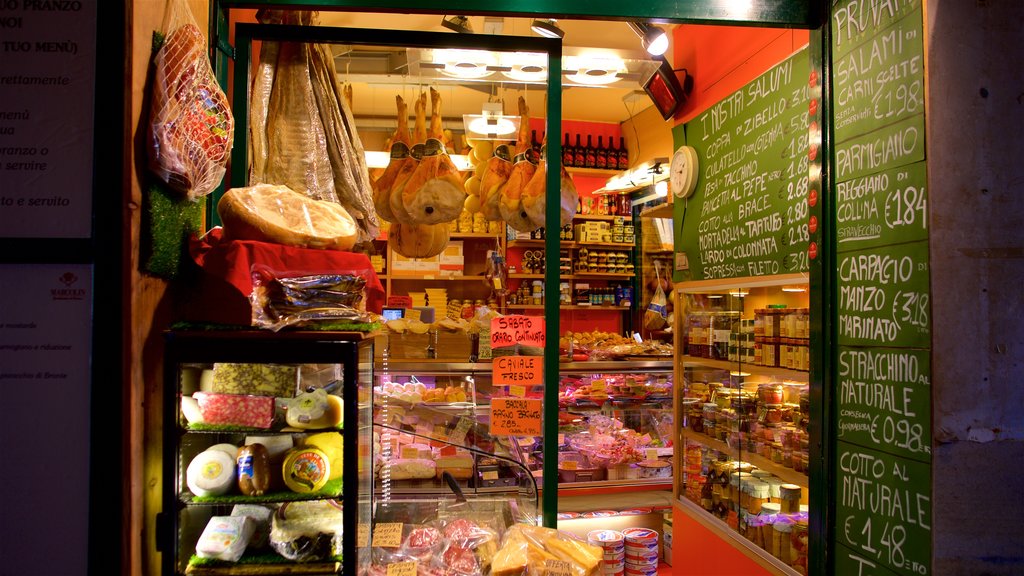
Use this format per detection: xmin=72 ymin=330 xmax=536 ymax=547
xmin=836 ymin=161 xmax=928 ymax=252
xmin=837 ymin=241 xmax=930 ymax=348
xmin=837 ymin=346 xmax=931 ymax=462
xmin=835 ymin=442 xmax=931 ymax=576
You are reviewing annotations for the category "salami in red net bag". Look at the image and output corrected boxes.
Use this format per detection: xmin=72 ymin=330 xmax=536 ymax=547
xmin=148 ymin=0 xmax=233 ymax=200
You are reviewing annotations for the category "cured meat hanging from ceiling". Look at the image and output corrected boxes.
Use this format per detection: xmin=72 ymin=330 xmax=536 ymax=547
xmin=248 ymin=10 xmax=379 ymax=245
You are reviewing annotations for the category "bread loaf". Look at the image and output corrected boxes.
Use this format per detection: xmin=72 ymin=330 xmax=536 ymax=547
xmin=218 ymin=184 xmax=358 ymax=250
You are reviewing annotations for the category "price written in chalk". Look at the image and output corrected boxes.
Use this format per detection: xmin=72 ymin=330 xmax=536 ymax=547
xmin=493 ymin=355 xmax=543 ymax=386
xmin=489 ymin=397 xmax=542 ymax=436
xmin=490 ymin=315 xmax=545 ymax=349
xmin=373 ymin=523 xmax=403 ymax=547
xmin=357 ymin=524 xmax=370 ymax=548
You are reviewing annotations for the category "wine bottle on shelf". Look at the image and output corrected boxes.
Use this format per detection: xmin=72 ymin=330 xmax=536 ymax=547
xmin=562 ymin=132 xmax=573 ymax=167
xmin=617 ymin=136 xmax=629 ymax=170
xmin=574 ymin=134 xmax=585 ymax=168
xmin=596 ymin=136 xmax=607 ymax=169
xmin=585 ymin=135 xmax=597 ymax=168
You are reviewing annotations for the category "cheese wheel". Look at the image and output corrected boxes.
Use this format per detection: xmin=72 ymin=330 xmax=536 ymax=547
xmin=207 ymin=443 xmax=240 ymax=459
xmin=217 ymin=184 xmax=358 ymax=250
xmin=187 ymin=449 xmax=236 ymax=497
xmin=282 ymin=447 xmax=330 ymax=493
xmin=302 ymin=432 xmax=344 ymax=480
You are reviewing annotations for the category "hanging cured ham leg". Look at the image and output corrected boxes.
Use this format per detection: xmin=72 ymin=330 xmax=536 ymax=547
xmin=396 ymin=87 xmax=467 ymax=225
xmin=372 ymin=95 xmax=413 ymax=223
xmin=479 ymin=143 xmax=513 ymax=222
xmin=499 ymin=96 xmax=540 ymax=232
xmin=389 ymin=92 xmax=427 ymax=224
xmin=522 ymin=152 xmax=578 ymax=229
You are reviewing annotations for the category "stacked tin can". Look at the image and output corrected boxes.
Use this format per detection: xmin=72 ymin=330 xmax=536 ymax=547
xmin=587 ymin=530 xmax=625 ymax=576
xmin=622 ymin=528 xmax=660 ymax=576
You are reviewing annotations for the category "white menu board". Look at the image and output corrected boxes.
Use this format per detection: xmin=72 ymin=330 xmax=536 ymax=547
xmin=0 ymin=263 xmax=91 ymax=575
xmin=0 ymin=1 xmax=97 ymax=238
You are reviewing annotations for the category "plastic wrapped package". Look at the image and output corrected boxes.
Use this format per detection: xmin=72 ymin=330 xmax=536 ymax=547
xmin=251 ymin=266 xmax=377 ymax=331
xmin=492 ymin=524 xmax=603 ymax=576
xmin=218 ymin=184 xmax=359 ymax=251
xmin=231 ymin=504 xmax=274 ymax=549
xmin=196 ymin=515 xmax=254 ymax=562
xmin=269 ymin=500 xmax=345 ymax=561
xmin=148 ymin=0 xmax=233 ymax=200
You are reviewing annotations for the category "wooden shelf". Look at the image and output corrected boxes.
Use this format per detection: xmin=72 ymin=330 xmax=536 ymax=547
xmin=508 ymin=239 xmax=577 ymax=249
xmin=577 ymin=242 xmax=634 ymax=249
xmin=390 ymin=275 xmax=486 ymax=281
xmin=567 ymin=166 xmax=621 ymax=177
xmin=505 ymin=304 xmax=630 ymax=311
xmin=508 ymin=273 xmax=575 ymax=280
xmin=680 ymin=355 xmax=809 ymax=381
xmin=639 ymin=202 xmax=673 ymax=220
xmin=450 ymin=232 xmax=502 ymax=239
xmin=679 ymin=428 xmax=808 ymax=488
xmin=574 ymin=273 xmax=635 ymax=279
xmin=573 ymin=214 xmax=632 ymax=222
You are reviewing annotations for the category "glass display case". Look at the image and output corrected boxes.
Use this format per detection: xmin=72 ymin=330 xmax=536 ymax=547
xmin=160 ymin=331 xmax=374 ymax=576
xmin=673 ymin=280 xmax=812 ymax=575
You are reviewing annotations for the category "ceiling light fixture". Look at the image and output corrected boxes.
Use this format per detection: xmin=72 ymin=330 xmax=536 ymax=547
xmin=531 ymin=18 xmax=565 ymax=39
xmin=463 ymin=102 xmax=520 ymax=140
xmin=441 ymin=15 xmax=474 ymax=34
xmin=628 ymin=21 xmax=669 ymax=56
xmin=781 ymin=285 xmax=808 ymax=292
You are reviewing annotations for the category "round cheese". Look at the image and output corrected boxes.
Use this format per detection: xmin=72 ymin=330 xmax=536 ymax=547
xmin=187 ymin=449 xmax=236 ymax=497
xmin=217 ymin=184 xmax=358 ymax=251
xmin=282 ymin=447 xmax=330 ymax=493
xmin=207 ymin=443 xmax=240 ymax=459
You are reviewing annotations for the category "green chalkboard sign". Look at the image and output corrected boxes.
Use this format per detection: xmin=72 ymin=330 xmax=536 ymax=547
xmin=836 ymin=114 xmax=925 ymax=182
xmin=837 ymin=161 xmax=928 ymax=252
xmin=836 ymin=442 xmax=932 ymax=576
xmin=837 ymin=240 xmax=930 ymax=348
xmin=675 ymin=48 xmax=810 ymax=282
xmin=837 ymin=346 xmax=931 ymax=462
xmin=832 ymin=0 xmax=924 ymax=143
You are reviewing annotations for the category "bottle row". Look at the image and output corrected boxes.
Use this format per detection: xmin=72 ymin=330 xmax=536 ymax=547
xmin=561 ymin=132 xmax=629 ymax=170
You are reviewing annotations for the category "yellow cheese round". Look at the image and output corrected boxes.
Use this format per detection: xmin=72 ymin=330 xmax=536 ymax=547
xmin=282 ymin=447 xmax=330 ymax=493
xmin=217 ymin=184 xmax=358 ymax=251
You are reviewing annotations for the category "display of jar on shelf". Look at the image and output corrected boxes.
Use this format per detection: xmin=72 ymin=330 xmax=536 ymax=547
xmin=753 ymin=308 xmax=810 ymax=370
xmin=575 ymin=247 xmax=634 ymax=274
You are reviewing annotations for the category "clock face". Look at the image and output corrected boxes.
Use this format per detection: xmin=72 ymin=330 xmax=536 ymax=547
xmin=670 ymin=146 xmax=699 ymax=198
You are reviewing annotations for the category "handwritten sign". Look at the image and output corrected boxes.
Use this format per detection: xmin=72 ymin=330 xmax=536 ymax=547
xmin=545 ymin=560 xmax=573 ymax=576
xmin=832 ymin=0 xmax=924 ymax=144
xmin=677 ymin=49 xmax=811 ymax=282
xmin=357 ymin=523 xmax=370 ymax=548
xmin=400 ymin=446 xmax=421 ymax=459
xmin=838 ymin=347 xmax=931 ymax=461
xmin=490 ymin=315 xmax=545 ymax=349
xmin=387 ymin=562 xmax=418 ymax=576
xmin=837 ymin=162 xmax=928 ymax=252
xmin=836 ymin=442 xmax=931 ymax=576
xmin=561 ymin=460 xmax=578 ymax=471
xmin=373 ymin=523 xmax=403 ymax=547
xmin=493 ymin=355 xmax=543 ymax=386
xmin=835 ymin=544 xmax=902 ymax=576
xmin=490 ymin=398 xmax=542 ymax=436
xmin=509 ymin=385 xmax=527 ymax=398
xmin=837 ymin=241 xmax=930 ymax=348
xmin=482 ymin=470 xmax=499 ymax=480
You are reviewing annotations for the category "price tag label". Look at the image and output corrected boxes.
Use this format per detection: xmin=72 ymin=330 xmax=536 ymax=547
xmin=490 ymin=315 xmax=545 ymax=349
xmin=562 ymin=460 xmax=578 ymax=470
xmin=489 ymin=398 xmax=542 ymax=436
xmin=357 ymin=523 xmax=371 ymax=548
xmin=558 ymin=434 xmax=565 ymax=445
xmin=509 ymin=384 xmax=527 ymax=398
xmin=640 ymin=433 xmax=652 ymax=445
xmin=373 ymin=523 xmax=403 ymax=547
xmin=646 ymin=448 xmax=660 ymax=461
xmin=493 ymin=355 xmax=543 ymax=386
xmin=591 ymin=380 xmax=607 ymax=392
xmin=482 ymin=470 xmax=499 ymax=480
xmin=401 ymin=446 xmax=420 ymax=459
xmin=387 ymin=561 xmax=418 ymax=576
xmin=545 ymin=560 xmax=573 ymax=576
xmin=405 ymin=308 xmax=422 ymax=321
xmin=449 ymin=417 xmax=474 ymax=445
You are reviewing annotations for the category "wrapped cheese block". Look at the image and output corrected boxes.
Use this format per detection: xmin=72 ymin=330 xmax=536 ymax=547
xmin=211 ymin=362 xmax=298 ymax=397
xmin=435 ymin=453 xmax=474 ymax=480
xmin=196 ymin=516 xmax=254 ymax=562
xmin=217 ymin=183 xmax=359 ymax=251
xmin=285 ymin=389 xmax=343 ymax=429
xmin=385 ymin=458 xmax=436 ymax=480
xmin=194 ymin=392 xmax=275 ymax=428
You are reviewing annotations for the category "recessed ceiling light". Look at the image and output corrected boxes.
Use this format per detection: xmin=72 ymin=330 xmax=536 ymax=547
xmin=531 ymin=18 xmax=564 ymax=39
